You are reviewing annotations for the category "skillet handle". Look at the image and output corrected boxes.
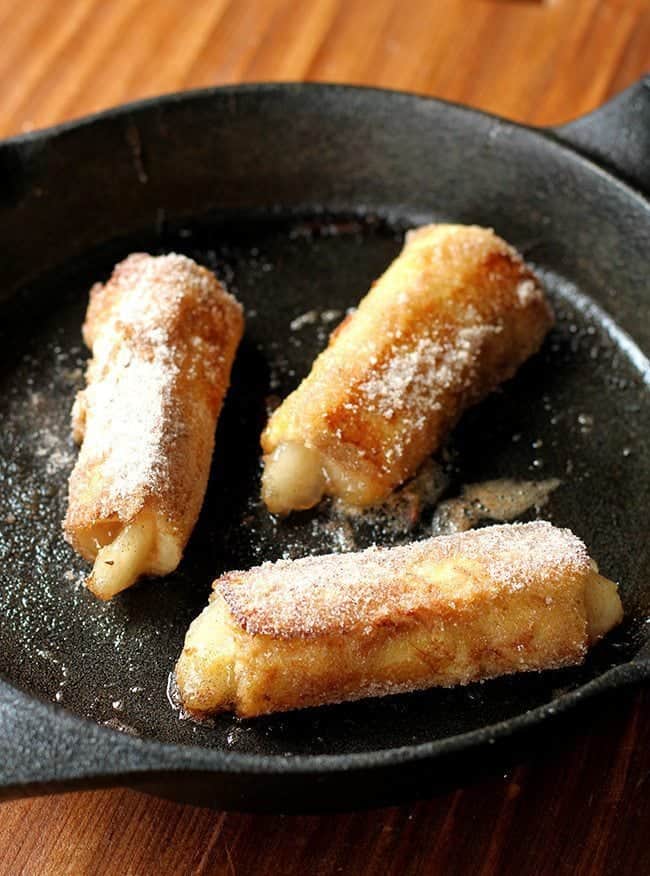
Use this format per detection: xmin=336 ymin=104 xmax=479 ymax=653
xmin=0 ymin=678 xmax=178 ymax=800
xmin=550 ymin=76 xmax=650 ymax=197
xmin=0 ymin=680 xmax=117 ymax=798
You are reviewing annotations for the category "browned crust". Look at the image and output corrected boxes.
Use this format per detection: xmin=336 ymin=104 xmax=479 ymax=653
xmin=176 ymin=521 xmax=606 ymax=717
xmin=227 ymin=593 xmax=589 ymax=716
xmin=64 ymin=253 xmax=244 ymax=560
xmin=261 ymin=224 xmax=554 ymax=504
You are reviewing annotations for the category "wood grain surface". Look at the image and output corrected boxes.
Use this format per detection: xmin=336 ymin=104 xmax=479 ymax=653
xmin=1 ymin=0 xmax=649 ymax=874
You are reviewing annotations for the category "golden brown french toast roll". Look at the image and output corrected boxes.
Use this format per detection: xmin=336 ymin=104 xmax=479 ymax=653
xmin=175 ymin=522 xmax=622 ymax=718
xmin=64 ymin=253 xmax=244 ymax=600
xmin=261 ymin=224 xmax=553 ymax=513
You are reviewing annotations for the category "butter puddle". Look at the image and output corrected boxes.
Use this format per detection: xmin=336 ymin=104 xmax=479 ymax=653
xmin=432 ymin=478 xmax=561 ymax=536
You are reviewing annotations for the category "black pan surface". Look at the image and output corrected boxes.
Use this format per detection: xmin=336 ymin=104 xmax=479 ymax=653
xmin=0 ymin=82 xmax=648 ymax=810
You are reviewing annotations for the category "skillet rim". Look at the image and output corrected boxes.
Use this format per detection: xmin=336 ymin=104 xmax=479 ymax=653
xmin=1 ymin=79 xmax=649 ymax=207
xmin=2 ymin=657 xmax=649 ymax=785
xmin=0 ymin=81 xmax=648 ymax=789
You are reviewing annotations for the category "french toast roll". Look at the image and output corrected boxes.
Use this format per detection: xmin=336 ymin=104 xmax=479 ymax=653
xmin=262 ymin=224 xmax=553 ymax=513
xmin=64 ymin=253 xmax=244 ymax=600
xmin=175 ymin=522 xmax=623 ymax=717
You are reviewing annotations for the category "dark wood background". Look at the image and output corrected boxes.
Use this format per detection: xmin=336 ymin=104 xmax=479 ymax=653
xmin=1 ymin=0 xmax=648 ymax=873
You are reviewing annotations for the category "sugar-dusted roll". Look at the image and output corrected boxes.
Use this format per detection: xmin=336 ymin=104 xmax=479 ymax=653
xmin=175 ymin=522 xmax=623 ymax=717
xmin=261 ymin=224 xmax=554 ymax=513
xmin=64 ymin=253 xmax=244 ymax=600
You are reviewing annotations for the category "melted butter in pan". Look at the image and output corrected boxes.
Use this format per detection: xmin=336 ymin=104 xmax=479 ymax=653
xmin=432 ymin=478 xmax=561 ymax=535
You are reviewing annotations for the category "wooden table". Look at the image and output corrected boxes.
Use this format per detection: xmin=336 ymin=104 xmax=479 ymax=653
xmin=1 ymin=1 xmax=648 ymax=873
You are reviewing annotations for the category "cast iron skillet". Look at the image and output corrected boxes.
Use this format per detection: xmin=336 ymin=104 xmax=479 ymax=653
xmin=0 ymin=80 xmax=649 ymax=812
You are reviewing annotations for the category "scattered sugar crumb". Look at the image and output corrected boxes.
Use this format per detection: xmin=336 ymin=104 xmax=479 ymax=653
xmin=516 ymin=279 xmax=543 ymax=306
xmin=290 ymin=310 xmax=318 ymax=331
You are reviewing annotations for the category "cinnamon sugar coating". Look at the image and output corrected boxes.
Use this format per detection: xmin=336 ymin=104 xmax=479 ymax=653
xmin=64 ymin=253 xmax=244 ymax=571
xmin=218 ymin=521 xmax=590 ymax=639
xmin=176 ymin=522 xmax=622 ymax=717
xmin=262 ymin=224 xmax=554 ymax=508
